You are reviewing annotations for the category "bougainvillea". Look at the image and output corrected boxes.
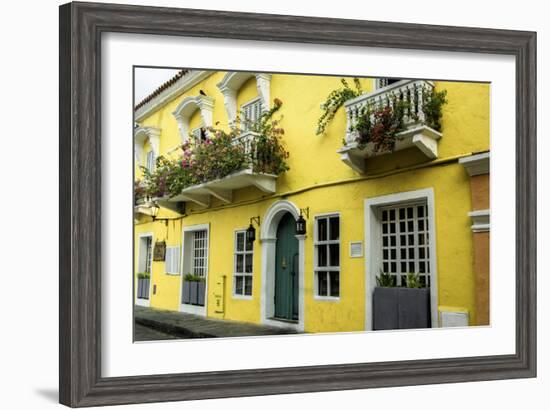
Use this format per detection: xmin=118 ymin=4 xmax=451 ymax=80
xmin=139 ymin=99 xmax=289 ymax=199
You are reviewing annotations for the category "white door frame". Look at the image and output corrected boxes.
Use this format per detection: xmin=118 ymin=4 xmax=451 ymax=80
xmin=135 ymin=232 xmax=154 ymax=307
xmin=260 ymin=200 xmax=305 ymax=332
xmin=364 ymin=188 xmax=439 ymax=330
xmin=179 ymin=223 xmax=210 ymax=316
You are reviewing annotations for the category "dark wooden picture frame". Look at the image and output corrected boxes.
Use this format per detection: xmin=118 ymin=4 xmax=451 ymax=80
xmin=59 ymin=2 xmax=536 ymax=407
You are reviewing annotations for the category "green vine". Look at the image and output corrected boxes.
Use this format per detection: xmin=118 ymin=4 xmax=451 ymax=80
xmin=422 ymin=89 xmax=448 ymax=132
xmin=316 ymin=78 xmax=362 ymax=135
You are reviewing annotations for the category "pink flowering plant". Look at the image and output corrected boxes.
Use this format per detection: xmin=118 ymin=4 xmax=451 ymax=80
xmin=140 ymin=98 xmax=289 ymax=199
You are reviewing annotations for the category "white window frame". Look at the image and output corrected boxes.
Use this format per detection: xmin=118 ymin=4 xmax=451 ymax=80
xmin=364 ymin=188 xmax=439 ymax=330
xmin=233 ymin=229 xmax=254 ymax=299
xmin=313 ymin=213 xmax=341 ymax=301
xmin=191 ymin=230 xmax=208 ymax=278
xmin=240 ymin=97 xmax=262 ymax=132
xmin=164 ymin=246 xmax=181 ymax=275
xmin=179 ymin=224 xmax=210 ymax=316
xmin=378 ymin=201 xmax=431 ymax=288
xmin=135 ymin=232 xmax=154 ymax=307
xmin=190 ymin=125 xmax=204 ymax=141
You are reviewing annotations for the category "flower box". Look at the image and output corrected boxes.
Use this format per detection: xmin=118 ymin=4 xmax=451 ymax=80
xmin=182 ymin=280 xmax=206 ymax=306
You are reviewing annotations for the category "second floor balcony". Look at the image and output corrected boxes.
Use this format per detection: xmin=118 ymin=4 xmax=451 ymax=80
xmin=338 ymin=79 xmax=444 ymax=174
xmin=143 ymin=130 xmax=289 ymax=210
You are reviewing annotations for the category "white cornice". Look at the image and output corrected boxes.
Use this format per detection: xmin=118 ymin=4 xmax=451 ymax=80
xmin=135 ymin=71 xmax=213 ymax=121
xmin=468 ymin=209 xmax=490 ymax=232
xmin=459 ymin=152 xmax=490 ymax=176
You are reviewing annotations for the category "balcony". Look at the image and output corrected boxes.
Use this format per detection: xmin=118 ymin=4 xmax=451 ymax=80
xmin=156 ymin=131 xmax=283 ymax=209
xmin=134 ymin=193 xmax=155 ymax=219
xmin=338 ymin=80 xmax=443 ymax=174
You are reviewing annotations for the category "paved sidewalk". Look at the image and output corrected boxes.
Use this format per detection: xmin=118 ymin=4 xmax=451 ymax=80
xmin=134 ymin=306 xmax=299 ymax=340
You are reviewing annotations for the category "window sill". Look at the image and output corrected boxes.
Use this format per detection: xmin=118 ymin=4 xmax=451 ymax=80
xmin=314 ymin=295 xmax=340 ymax=302
xmin=232 ymin=294 xmax=253 ymax=300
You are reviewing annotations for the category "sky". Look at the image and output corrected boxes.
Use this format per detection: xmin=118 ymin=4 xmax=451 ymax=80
xmin=134 ymin=67 xmax=181 ymax=105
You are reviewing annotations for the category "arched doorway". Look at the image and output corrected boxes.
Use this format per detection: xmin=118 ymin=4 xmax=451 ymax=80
xmin=260 ymin=200 xmax=305 ymax=331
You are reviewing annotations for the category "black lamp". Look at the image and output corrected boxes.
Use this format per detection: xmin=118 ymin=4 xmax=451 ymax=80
xmin=150 ymin=201 xmax=160 ymax=220
xmin=246 ymin=216 xmax=260 ymax=244
xmin=296 ymin=207 xmax=309 ymax=235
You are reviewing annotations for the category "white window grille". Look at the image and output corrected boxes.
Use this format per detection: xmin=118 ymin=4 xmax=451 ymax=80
xmin=240 ymin=98 xmax=262 ymax=132
xmin=144 ymin=236 xmax=153 ymax=274
xmin=191 ymin=230 xmax=208 ymax=278
xmin=234 ymin=231 xmax=253 ymax=296
xmin=314 ymin=215 xmax=340 ymax=298
xmin=380 ymin=202 xmax=431 ymax=287
xmin=165 ymin=246 xmax=180 ymax=275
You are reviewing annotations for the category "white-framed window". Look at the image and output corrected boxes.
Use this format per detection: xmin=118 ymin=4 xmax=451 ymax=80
xmin=165 ymin=246 xmax=180 ymax=275
xmin=240 ymin=97 xmax=262 ymax=132
xmin=314 ymin=214 xmax=340 ymax=298
xmin=379 ymin=202 xmax=431 ymax=287
xmin=191 ymin=230 xmax=208 ymax=278
xmin=140 ymin=236 xmax=153 ymax=274
xmin=145 ymin=150 xmax=155 ymax=173
xmin=234 ymin=231 xmax=253 ymax=297
xmin=191 ymin=126 xmax=203 ymax=142
xmin=375 ymin=78 xmax=402 ymax=89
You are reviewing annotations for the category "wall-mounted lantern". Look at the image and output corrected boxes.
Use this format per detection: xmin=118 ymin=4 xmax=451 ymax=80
xmin=246 ymin=216 xmax=261 ymax=244
xmin=150 ymin=201 xmax=160 ymax=220
xmin=296 ymin=207 xmax=309 ymax=235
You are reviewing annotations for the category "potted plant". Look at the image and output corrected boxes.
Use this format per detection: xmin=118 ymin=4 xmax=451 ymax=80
xmin=373 ymin=271 xmax=431 ymax=330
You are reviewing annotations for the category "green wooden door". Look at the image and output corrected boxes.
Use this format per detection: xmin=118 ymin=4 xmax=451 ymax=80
xmin=274 ymin=212 xmax=299 ymax=321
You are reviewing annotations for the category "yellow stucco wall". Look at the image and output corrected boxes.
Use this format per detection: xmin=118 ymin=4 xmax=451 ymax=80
xmin=134 ymin=71 xmax=489 ymax=331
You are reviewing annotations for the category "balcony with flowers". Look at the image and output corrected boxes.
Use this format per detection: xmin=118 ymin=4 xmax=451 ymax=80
xmin=337 ymin=80 xmax=447 ymax=174
xmin=138 ymin=99 xmax=289 ymax=209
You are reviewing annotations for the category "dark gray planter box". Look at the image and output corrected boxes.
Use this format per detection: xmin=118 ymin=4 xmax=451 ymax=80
xmin=197 ymin=282 xmax=206 ymax=306
xmin=190 ymin=281 xmax=199 ymax=305
xmin=181 ymin=280 xmax=191 ymax=304
xmin=373 ymin=287 xmax=431 ymax=330
xmin=182 ymin=280 xmax=206 ymax=306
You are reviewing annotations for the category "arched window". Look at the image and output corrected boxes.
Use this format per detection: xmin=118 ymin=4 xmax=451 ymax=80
xmin=172 ymin=95 xmax=214 ymax=142
xmin=134 ymin=126 xmax=160 ymax=169
xmin=217 ymin=72 xmax=271 ymax=124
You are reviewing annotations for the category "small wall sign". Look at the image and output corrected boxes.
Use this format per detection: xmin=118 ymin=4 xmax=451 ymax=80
xmin=153 ymin=241 xmax=166 ymax=261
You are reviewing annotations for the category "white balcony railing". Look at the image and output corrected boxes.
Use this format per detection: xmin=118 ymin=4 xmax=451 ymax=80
xmin=338 ymin=80 xmax=442 ymax=173
xmin=157 ymin=131 xmax=278 ymax=209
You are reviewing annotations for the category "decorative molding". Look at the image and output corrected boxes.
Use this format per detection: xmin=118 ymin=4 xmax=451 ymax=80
xmin=459 ymin=152 xmax=490 ymax=176
xmin=134 ymin=126 xmax=161 ymax=165
xmin=135 ymin=70 xmax=213 ymax=121
xmin=172 ymin=95 xmax=215 ymax=142
xmin=468 ymin=209 xmax=490 ymax=232
xmin=217 ymin=72 xmax=272 ymax=123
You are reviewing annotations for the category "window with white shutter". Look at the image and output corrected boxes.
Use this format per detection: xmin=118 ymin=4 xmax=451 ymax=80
xmin=240 ymin=98 xmax=262 ymax=132
xmin=145 ymin=150 xmax=155 ymax=173
xmin=165 ymin=246 xmax=181 ymax=275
